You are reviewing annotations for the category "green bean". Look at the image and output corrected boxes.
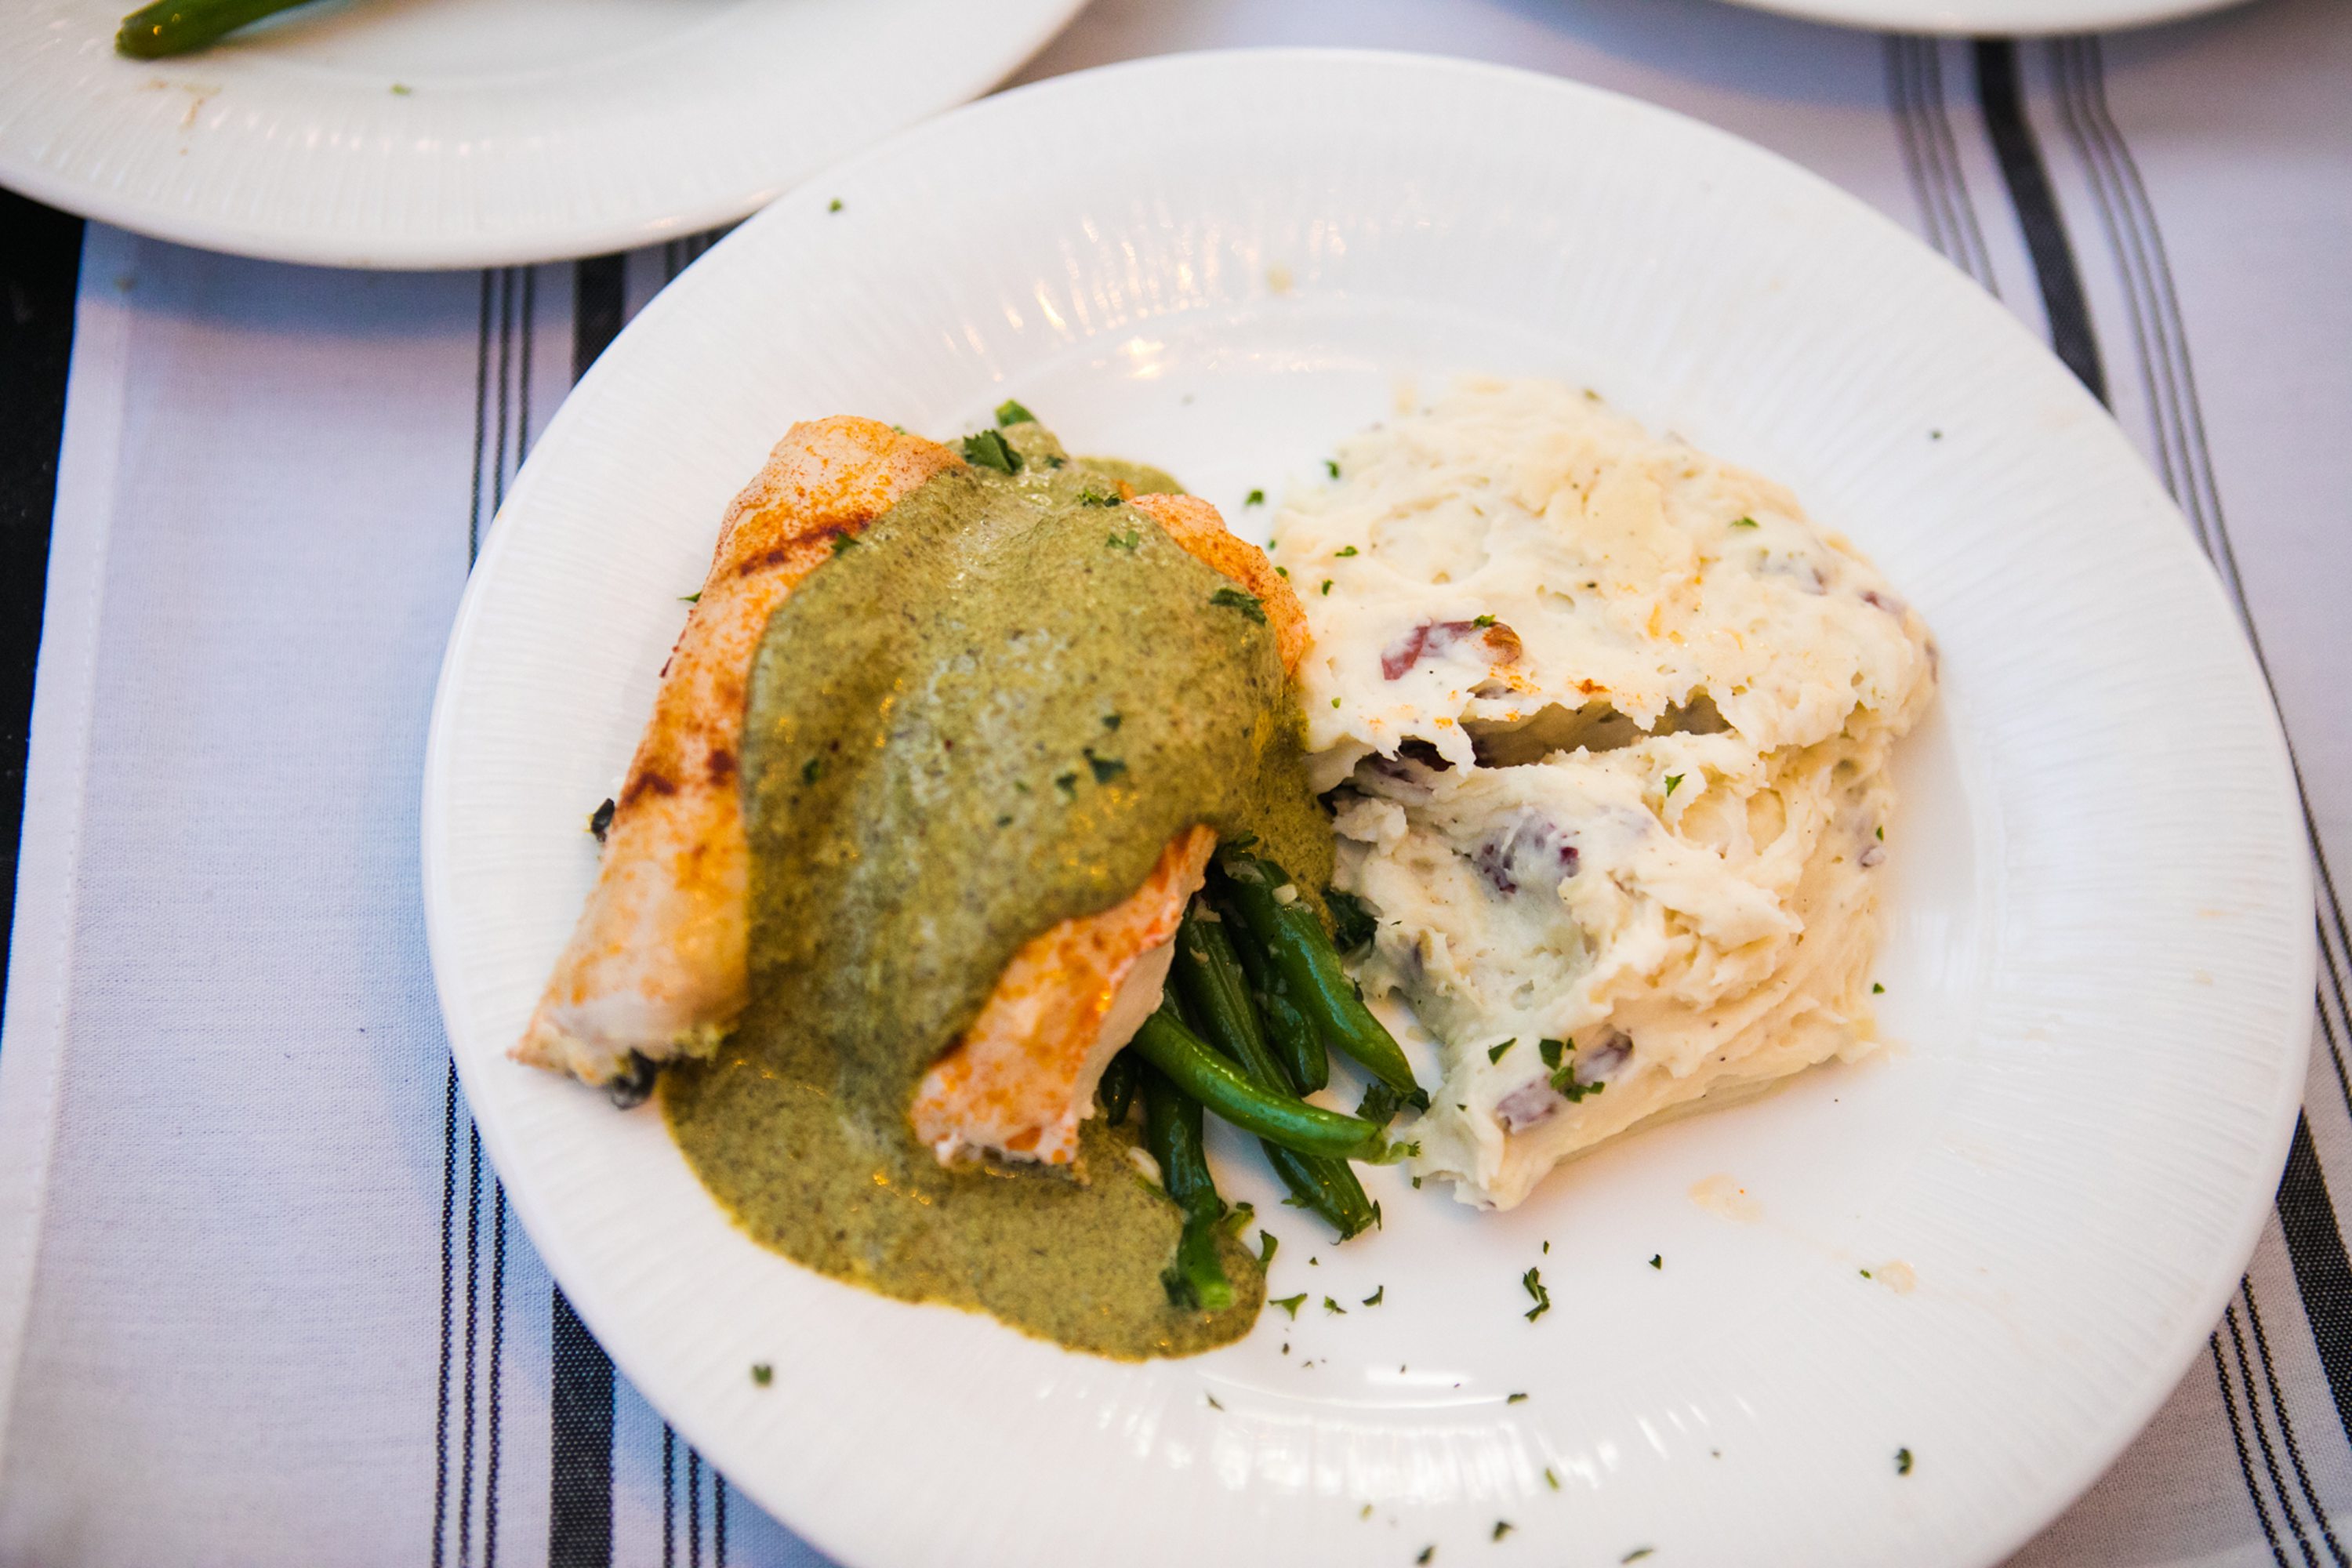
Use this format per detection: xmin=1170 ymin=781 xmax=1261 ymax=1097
xmin=1171 ymin=906 xmax=1375 ymax=1240
xmin=1218 ymin=852 xmax=1425 ymax=1102
xmin=1210 ymin=877 xmax=1328 ymax=1092
xmin=116 ymin=0 xmax=322 ymax=58
xmin=1262 ymin=1144 xmax=1377 ymax=1240
xmin=1095 ymin=1048 xmax=1140 ymax=1124
xmin=1140 ymin=1063 xmax=1231 ymax=1312
xmin=1131 ymin=1004 xmax=1382 ymax=1160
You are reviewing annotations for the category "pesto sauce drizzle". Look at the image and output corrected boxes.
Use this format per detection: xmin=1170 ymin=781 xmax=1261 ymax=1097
xmin=664 ymin=423 xmax=1331 ymax=1359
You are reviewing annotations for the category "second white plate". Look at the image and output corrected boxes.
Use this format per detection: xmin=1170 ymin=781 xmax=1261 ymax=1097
xmin=423 ymin=49 xmax=2311 ymax=1568
xmin=0 ymin=0 xmax=1086 ymax=268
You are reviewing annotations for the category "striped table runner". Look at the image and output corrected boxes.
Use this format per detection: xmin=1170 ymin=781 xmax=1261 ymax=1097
xmin=0 ymin=1 xmax=2344 ymax=1563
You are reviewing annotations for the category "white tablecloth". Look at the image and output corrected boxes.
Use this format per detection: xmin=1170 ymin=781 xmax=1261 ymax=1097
xmin=1 ymin=0 xmax=2347 ymax=1563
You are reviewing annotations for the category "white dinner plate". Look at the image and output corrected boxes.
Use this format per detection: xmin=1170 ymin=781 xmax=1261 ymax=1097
xmin=0 ymin=0 xmax=1085 ymax=268
xmin=422 ymin=49 xmax=2312 ymax=1568
xmin=1719 ymin=0 xmax=2250 ymax=34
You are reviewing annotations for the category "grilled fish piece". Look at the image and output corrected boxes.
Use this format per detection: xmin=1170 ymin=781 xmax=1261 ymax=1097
xmin=515 ymin=422 xmax=1308 ymax=1172
xmin=514 ymin=417 xmax=960 ymax=1087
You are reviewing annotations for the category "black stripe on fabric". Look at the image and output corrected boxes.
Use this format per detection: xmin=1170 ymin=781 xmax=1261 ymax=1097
xmin=573 ymin=256 xmax=625 ymax=384
xmin=437 ymin=272 xmax=495 ymax=1564
xmin=1973 ymin=40 xmax=2107 ymax=402
xmin=487 ymin=1181 xmax=508 ymax=1568
xmin=549 ymin=1290 xmax=615 ymax=1568
xmin=482 ymin=263 xmax=538 ymax=1568
xmin=460 ymin=1117 xmax=485 ymax=1566
xmin=714 ymin=1477 xmax=728 ymax=1568
xmin=1886 ymin=38 xmax=1998 ymax=296
xmin=688 ymin=1449 xmax=702 ymax=1568
xmin=2046 ymin=38 xmax=2352 ymax=1468
xmin=2241 ymin=1275 xmax=2350 ymax=1566
xmin=1909 ymin=39 xmax=1997 ymax=295
xmin=662 ymin=1424 xmax=677 ymax=1568
xmin=2216 ymin=1323 xmax=2296 ymax=1568
xmin=434 ymin=1058 xmax=461 ymax=1568
xmin=2227 ymin=1294 xmax=2325 ymax=1566
xmin=546 ymin=252 xmax=630 ymax=1568
xmin=0 ymin=191 xmax=80 ymax=1029
xmin=2058 ymin=36 xmax=2352 ymax=1127
xmin=2278 ymin=1115 xmax=2352 ymax=1447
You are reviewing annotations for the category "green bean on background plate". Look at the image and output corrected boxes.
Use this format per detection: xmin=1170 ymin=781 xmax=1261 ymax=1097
xmin=116 ymin=0 xmax=324 ymax=59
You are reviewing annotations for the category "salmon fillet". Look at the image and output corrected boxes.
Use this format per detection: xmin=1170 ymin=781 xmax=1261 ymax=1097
xmin=514 ymin=417 xmax=961 ymax=1086
xmin=911 ymin=499 xmax=1308 ymax=1166
xmin=514 ymin=422 xmax=1309 ymax=1173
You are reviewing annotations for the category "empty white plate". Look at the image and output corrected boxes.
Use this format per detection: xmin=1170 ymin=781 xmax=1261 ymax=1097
xmin=422 ymin=50 xmax=2312 ymax=1568
xmin=0 ymin=0 xmax=1086 ymax=267
xmin=1720 ymin=0 xmax=2251 ymax=34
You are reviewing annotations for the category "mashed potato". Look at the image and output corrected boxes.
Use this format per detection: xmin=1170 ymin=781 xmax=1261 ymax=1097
xmin=1273 ymin=378 xmax=1936 ymax=1210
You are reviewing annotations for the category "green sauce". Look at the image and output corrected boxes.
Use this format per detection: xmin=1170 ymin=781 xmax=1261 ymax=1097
xmin=663 ymin=424 xmax=1332 ymax=1359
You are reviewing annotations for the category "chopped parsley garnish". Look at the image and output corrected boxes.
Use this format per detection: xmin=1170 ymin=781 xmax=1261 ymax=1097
xmin=1323 ymin=1296 xmax=1346 ymax=1315
xmin=1054 ymin=771 xmax=1079 ymax=797
xmin=1335 ymin=546 xmax=1359 ymax=557
xmin=830 ymin=532 xmax=859 ymax=555
xmin=1493 ymin=1522 xmax=1515 ymax=1541
xmin=1205 ymin=1393 xmax=1223 ymax=1410
xmin=1362 ymin=1285 xmax=1385 ymax=1307
xmin=993 ymin=398 xmax=1036 ymax=426
xmin=1551 ymin=1058 xmax=1606 ymax=1103
xmin=1356 ymin=1080 xmax=1410 ymax=1124
xmin=1272 ymin=1293 xmax=1308 ymax=1319
xmin=1327 ymin=888 xmax=1377 ymax=953
xmin=1872 ymin=982 xmax=1886 ymax=993
xmin=587 ymin=797 xmax=615 ymax=842
xmin=1323 ymin=459 xmax=1341 ymax=478
xmin=679 ymin=590 xmax=700 ymax=604
xmin=801 ymin=757 xmax=824 ymax=786
xmin=1730 ymin=515 xmax=1759 ymax=528
xmin=1649 ymin=1254 xmax=1663 ymax=1269
xmin=1472 ymin=613 xmax=1496 ymax=627
xmin=750 ymin=1363 xmax=772 ymax=1385
xmin=1623 ymin=1551 xmax=1655 ymax=1564
xmin=1544 ymin=1468 xmax=1560 ymax=1491
xmin=1505 ymin=1392 xmax=1527 ymax=1404
xmin=1107 ymin=527 xmax=1142 ymax=549
xmin=1876 ymin=825 xmax=1886 ymax=840
xmin=1860 ymin=1269 xmax=1872 ymax=1279
xmin=1417 ymin=1549 xmax=1435 ymax=1565
xmin=1522 ymin=1266 xmax=1552 ymax=1322
xmin=960 ymin=428 xmax=1022 ymax=474
xmin=1332 ymin=697 xmax=1342 ymax=708
xmin=1320 ymin=579 xmax=1333 ymax=596
xmin=1084 ymin=749 xmax=1127 ymax=784
xmin=1896 ymin=1447 xmax=1915 ymax=1475
xmin=1488 ymin=1038 xmax=1516 ymax=1064
xmin=1664 ymin=773 xmax=1684 ymax=797
xmin=1245 ymin=488 xmax=1265 ymax=506
xmin=1078 ymin=485 xmax=1123 ymax=507
xmin=827 ymin=198 xmax=842 ymax=212
xmin=1276 ymin=565 xmax=1289 ymax=577
xmin=1103 ymin=712 xmax=1123 ymax=731
xmin=1258 ymin=1230 xmax=1278 ymax=1265
xmin=1211 ymin=586 xmax=1267 ymax=624
xmin=1360 ymin=1504 xmax=1374 ymax=1521
xmin=1538 ymin=1038 xmax=1569 ymax=1069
